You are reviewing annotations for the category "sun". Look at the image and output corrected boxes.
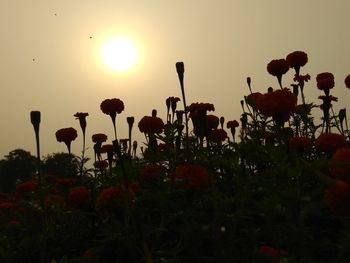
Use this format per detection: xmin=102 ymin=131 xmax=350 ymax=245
xmin=101 ymin=37 xmax=138 ymax=71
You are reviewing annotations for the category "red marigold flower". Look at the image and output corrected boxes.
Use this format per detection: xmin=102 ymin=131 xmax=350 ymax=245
xmin=92 ymin=133 xmax=108 ymax=143
xmin=345 ymin=74 xmax=350 ymax=89
xmin=100 ymin=144 xmax=114 ymax=154
xmin=245 ymin=92 xmax=262 ymax=109
xmin=68 ymin=186 xmax=90 ymax=206
xmin=74 ymin=112 xmax=88 ymax=132
xmin=315 ymin=133 xmax=347 ymax=154
xmin=96 ymin=186 xmax=123 ymax=211
xmin=227 ymin=120 xmax=239 ymax=129
xmin=206 ymin=114 xmax=220 ymax=130
xmin=208 ymin=129 xmax=227 ymax=142
xmin=175 ymin=164 xmax=210 ymax=190
xmin=257 ymin=245 xmax=279 ymax=260
xmin=286 ymin=51 xmax=308 ymax=71
xmin=289 ymin=136 xmax=312 ymax=151
xmin=316 ymin=72 xmax=335 ymax=91
xmin=267 ymin=59 xmax=289 ymax=77
xmin=140 ymin=164 xmax=166 ymax=181
xmin=100 ymin=98 xmax=124 ymax=115
xmin=93 ymin=160 xmax=109 ymax=169
xmin=138 ymin=116 xmax=165 ymax=134
xmin=55 ymin=127 xmax=78 ymax=144
xmin=74 ymin=112 xmax=89 ymax=118
xmin=256 ymin=88 xmax=297 ymax=121
xmin=16 ymin=181 xmax=37 ymax=194
xmin=324 ymin=180 xmax=350 ymax=215
xmin=330 ymin=148 xmax=350 ymax=182
xmin=186 ymin=102 xmax=215 ymax=117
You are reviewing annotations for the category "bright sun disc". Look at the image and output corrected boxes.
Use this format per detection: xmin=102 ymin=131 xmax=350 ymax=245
xmin=101 ymin=37 xmax=138 ymax=71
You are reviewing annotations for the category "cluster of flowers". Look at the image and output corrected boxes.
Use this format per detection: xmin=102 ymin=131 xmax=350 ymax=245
xmin=1 ymin=50 xmax=350 ymax=262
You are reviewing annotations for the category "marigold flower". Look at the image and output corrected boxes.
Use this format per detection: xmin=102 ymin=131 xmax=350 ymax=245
xmin=100 ymin=98 xmax=124 ymax=115
xmin=324 ymin=180 xmax=350 ymax=215
xmin=286 ymin=51 xmax=308 ymax=72
xmin=68 ymin=186 xmax=90 ymax=206
xmin=74 ymin=112 xmax=88 ymax=133
xmin=315 ymin=133 xmax=347 ymax=154
xmin=55 ymin=127 xmax=78 ymax=144
xmin=96 ymin=187 xmax=121 ymax=210
xmin=245 ymin=92 xmax=262 ymax=109
xmin=345 ymin=74 xmax=350 ymax=88
xmin=187 ymin=102 xmax=215 ymax=117
xmin=175 ymin=164 xmax=210 ymax=190
xmin=140 ymin=164 xmax=166 ymax=181
xmin=256 ymin=88 xmax=297 ymax=121
xmin=227 ymin=120 xmax=239 ymax=129
xmin=208 ymin=129 xmax=227 ymax=142
xmin=316 ymin=72 xmax=335 ymax=91
xmin=330 ymin=148 xmax=350 ymax=182
xmin=138 ymin=116 xmax=165 ymax=134
xmin=206 ymin=114 xmax=220 ymax=130
xmin=92 ymin=133 xmax=108 ymax=143
xmin=100 ymin=144 xmax=114 ymax=154
xmin=267 ymin=59 xmax=289 ymax=77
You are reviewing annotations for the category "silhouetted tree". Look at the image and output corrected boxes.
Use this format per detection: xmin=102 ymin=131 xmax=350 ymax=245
xmin=42 ymin=152 xmax=80 ymax=178
xmin=0 ymin=149 xmax=36 ymax=192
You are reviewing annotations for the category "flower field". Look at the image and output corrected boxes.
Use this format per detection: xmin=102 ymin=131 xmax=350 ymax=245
xmin=1 ymin=51 xmax=350 ymax=262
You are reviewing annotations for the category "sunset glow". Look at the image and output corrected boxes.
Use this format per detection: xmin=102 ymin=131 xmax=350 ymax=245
xmin=101 ymin=37 xmax=138 ymax=71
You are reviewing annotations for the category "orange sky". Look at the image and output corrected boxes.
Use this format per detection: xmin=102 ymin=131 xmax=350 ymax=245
xmin=1 ymin=0 xmax=350 ymax=160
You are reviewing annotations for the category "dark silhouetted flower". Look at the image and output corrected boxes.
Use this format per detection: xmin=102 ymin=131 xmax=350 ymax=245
xmin=68 ymin=186 xmax=90 ymax=206
xmin=330 ymin=148 xmax=350 ymax=182
xmin=316 ymin=72 xmax=335 ymax=91
xmin=345 ymin=74 xmax=350 ymax=88
xmin=55 ymin=127 xmax=78 ymax=153
xmin=227 ymin=120 xmax=239 ymax=129
xmin=140 ymin=164 xmax=166 ymax=181
xmin=208 ymin=129 xmax=227 ymax=142
xmin=138 ymin=116 xmax=165 ymax=134
xmin=206 ymin=114 xmax=220 ymax=130
xmin=96 ymin=186 xmax=122 ymax=211
xmin=100 ymin=144 xmax=114 ymax=154
xmin=315 ymin=133 xmax=346 ymax=154
xmin=286 ymin=51 xmax=308 ymax=74
xmin=324 ymin=180 xmax=350 ymax=215
xmin=100 ymin=98 xmax=124 ymax=115
xmin=256 ymin=88 xmax=297 ymax=121
xmin=246 ymin=92 xmax=262 ymax=109
xmin=187 ymin=102 xmax=215 ymax=117
xmin=175 ymin=164 xmax=210 ymax=190
xmin=92 ymin=133 xmax=108 ymax=143
xmin=74 ymin=112 xmax=88 ymax=133
xmin=267 ymin=59 xmax=289 ymax=87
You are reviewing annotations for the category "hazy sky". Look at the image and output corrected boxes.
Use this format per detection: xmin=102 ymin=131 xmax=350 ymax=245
xmin=1 ymin=0 xmax=350 ymax=159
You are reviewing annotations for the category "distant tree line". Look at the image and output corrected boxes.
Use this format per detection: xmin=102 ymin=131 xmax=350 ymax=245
xmin=0 ymin=149 xmax=80 ymax=192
